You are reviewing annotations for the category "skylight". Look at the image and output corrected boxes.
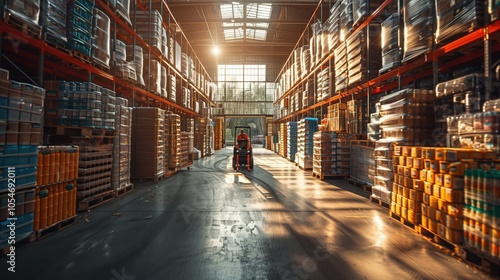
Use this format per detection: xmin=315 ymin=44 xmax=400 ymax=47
xmin=220 ymin=3 xmax=272 ymax=41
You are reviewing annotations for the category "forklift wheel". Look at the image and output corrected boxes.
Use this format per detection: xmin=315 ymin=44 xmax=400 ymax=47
xmin=232 ymin=157 xmax=237 ymax=170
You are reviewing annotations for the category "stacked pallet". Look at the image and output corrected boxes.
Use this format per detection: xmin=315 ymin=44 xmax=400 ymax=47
xmin=166 ymin=113 xmax=181 ymax=170
xmin=346 ymin=25 xmax=381 ymax=87
xmin=179 ymin=132 xmax=192 ymax=168
xmin=328 ymin=103 xmax=347 ymax=132
xmin=129 ymin=10 xmax=163 ymax=55
xmin=380 ymin=14 xmax=399 ymax=74
xmin=334 ymin=42 xmax=348 ymax=93
xmin=111 ymin=98 xmax=132 ymax=195
xmin=372 ymin=89 xmax=435 ymax=204
xmin=34 ymin=146 xmax=78 ymax=238
xmin=349 ymin=140 xmax=375 ymax=187
xmin=0 ymin=70 xmax=44 ymax=249
xmin=113 ymin=40 xmax=136 ymax=83
xmin=125 ymin=45 xmax=145 ymax=87
xmin=402 ymin=0 xmax=434 ymax=62
xmin=194 ymin=117 xmax=207 ymax=158
xmin=132 ymin=108 xmax=165 ymax=181
xmin=297 ymin=118 xmax=318 ymax=170
xmin=214 ymin=118 xmax=223 ymax=150
xmin=3 ymin=0 xmax=41 ymax=38
xmin=287 ymin=122 xmax=298 ymax=162
xmin=76 ymin=142 xmax=113 ymax=211
xmin=316 ymin=67 xmax=331 ymax=102
xmin=279 ymin=122 xmax=287 ymax=157
xmin=313 ymin=132 xmax=350 ymax=179
xmin=66 ymin=0 xmax=94 ymax=59
xmin=40 ymin=0 xmax=67 ymax=47
xmin=346 ymin=99 xmax=365 ymax=134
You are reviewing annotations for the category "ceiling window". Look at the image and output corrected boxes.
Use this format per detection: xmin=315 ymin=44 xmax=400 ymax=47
xmin=220 ymin=3 xmax=272 ymax=41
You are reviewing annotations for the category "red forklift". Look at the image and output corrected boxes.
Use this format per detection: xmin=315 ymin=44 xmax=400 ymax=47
xmin=232 ymin=126 xmax=254 ymax=171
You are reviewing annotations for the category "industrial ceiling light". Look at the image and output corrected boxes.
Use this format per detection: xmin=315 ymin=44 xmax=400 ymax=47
xmin=212 ymin=46 xmax=220 ymax=56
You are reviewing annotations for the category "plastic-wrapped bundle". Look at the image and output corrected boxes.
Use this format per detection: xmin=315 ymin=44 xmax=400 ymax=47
xmin=161 ymin=65 xmax=167 ymax=98
xmin=340 ymin=0 xmax=354 ymax=42
xmin=126 ymin=45 xmax=145 ymax=87
xmin=309 ymin=20 xmax=322 ymax=67
xmin=293 ymin=47 xmax=302 ymax=80
xmin=113 ymin=40 xmax=127 ymax=63
xmin=317 ymin=68 xmax=331 ymax=102
xmin=300 ymin=46 xmax=310 ymax=75
xmin=287 ymin=122 xmax=298 ymax=162
xmin=161 ymin=27 xmax=168 ymax=58
xmin=144 ymin=58 xmax=161 ymax=95
xmin=40 ymin=0 xmax=66 ymax=43
xmin=168 ymin=75 xmax=176 ymax=103
xmin=4 ymin=0 xmax=40 ymax=25
xmin=181 ymin=53 xmax=190 ymax=79
xmin=435 ymin=74 xmax=485 ymax=98
xmin=380 ymin=14 xmax=399 ymax=73
xmin=334 ymin=42 xmax=348 ymax=92
xmin=92 ymin=8 xmax=110 ymax=68
xmin=353 ymin=0 xmax=383 ymax=26
xmin=329 ymin=1 xmax=342 ymax=46
xmin=346 ymin=25 xmax=381 ymax=86
xmin=402 ymin=0 xmax=434 ymax=62
xmin=66 ymin=0 xmax=93 ymax=57
xmin=130 ymin=9 xmax=162 ymax=54
xmin=436 ymin=0 xmax=484 ymax=44
xmin=116 ymin=0 xmax=131 ymax=25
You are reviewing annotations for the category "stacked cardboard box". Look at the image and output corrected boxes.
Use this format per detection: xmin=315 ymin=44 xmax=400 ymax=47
xmin=0 ymin=69 xmax=44 ymax=248
xmin=350 ymin=141 xmax=375 ymax=186
xmin=132 ymin=108 xmax=165 ymax=180
xmin=313 ymin=132 xmax=350 ymax=178
xmin=346 ymin=25 xmax=381 ymax=87
xmin=297 ymin=118 xmax=318 ymax=170
xmin=166 ymin=113 xmax=181 ymax=170
xmin=287 ymin=122 xmax=298 ymax=162
xmin=436 ymin=0 xmax=484 ymax=44
xmin=111 ymin=98 xmax=132 ymax=192
xmin=279 ymin=123 xmax=287 ymax=158
xmin=328 ymin=103 xmax=347 ymax=132
xmin=380 ymin=14 xmax=399 ymax=74
xmin=346 ymin=99 xmax=365 ymax=134
xmin=402 ymin=0 xmax=434 ymax=62
xmin=214 ymin=118 xmax=224 ymax=150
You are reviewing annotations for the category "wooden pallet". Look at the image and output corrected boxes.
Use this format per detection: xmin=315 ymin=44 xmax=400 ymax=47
xmin=348 ymin=178 xmax=373 ymax=193
xmin=460 ymin=245 xmax=500 ymax=277
xmin=165 ymin=170 xmax=177 ymax=178
xmin=78 ymin=189 xmax=115 ymax=211
xmin=69 ymin=50 xmax=90 ymax=63
xmin=389 ymin=211 xmax=419 ymax=232
xmin=1 ymin=231 xmax=36 ymax=255
xmin=115 ymin=183 xmax=134 ymax=197
xmin=3 ymin=11 xmax=42 ymax=39
xmin=45 ymin=126 xmax=116 ymax=137
xmin=370 ymin=195 xmax=390 ymax=209
xmin=350 ymin=140 xmax=375 ymax=148
xmin=132 ymin=173 xmax=166 ymax=182
xmin=44 ymin=32 xmax=67 ymax=50
xmin=36 ymin=215 xmax=77 ymax=240
xmin=312 ymin=171 xmax=348 ymax=180
xmin=418 ymin=225 xmax=462 ymax=256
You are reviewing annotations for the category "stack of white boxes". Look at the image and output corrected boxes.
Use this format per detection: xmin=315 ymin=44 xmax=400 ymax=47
xmin=112 ymin=97 xmax=132 ymax=193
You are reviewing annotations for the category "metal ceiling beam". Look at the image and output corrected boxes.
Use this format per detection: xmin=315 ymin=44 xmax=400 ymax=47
xmin=168 ymin=0 xmax=322 ymax=6
xmin=174 ymin=19 xmax=309 ymax=25
xmin=190 ymin=41 xmax=297 ymax=47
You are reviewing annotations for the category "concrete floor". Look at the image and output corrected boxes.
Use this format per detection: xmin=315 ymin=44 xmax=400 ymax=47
xmin=0 ymin=148 xmax=496 ymax=280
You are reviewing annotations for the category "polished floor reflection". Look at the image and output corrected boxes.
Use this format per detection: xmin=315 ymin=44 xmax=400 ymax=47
xmin=0 ymin=148 xmax=495 ymax=280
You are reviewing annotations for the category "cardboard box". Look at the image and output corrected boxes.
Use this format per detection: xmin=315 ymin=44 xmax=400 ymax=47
xmin=413 ymin=158 xmax=424 ymax=169
xmin=396 ymin=203 xmax=401 ymax=216
xmin=446 ymin=214 xmax=463 ymax=230
xmin=444 ymin=188 xmax=464 ymax=203
xmin=391 ymin=191 xmax=397 ymax=202
xmin=430 ymin=160 xmax=440 ymax=173
xmin=410 ymin=189 xmax=424 ymax=201
xmin=401 ymin=207 xmax=408 ymax=220
xmin=422 ymin=214 xmax=428 ymax=228
xmin=410 ymin=168 xmax=419 ymax=179
xmin=406 ymin=157 xmax=413 ymax=168
xmin=397 ymin=194 xmax=402 ymax=205
xmin=403 ymin=186 xmax=410 ymax=198
xmin=5 ymin=121 xmax=18 ymax=144
xmin=423 ymin=193 xmax=430 ymax=205
xmin=411 ymin=147 xmax=422 ymax=158
xmin=403 ymin=177 xmax=413 ymax=188
xmin=439 ymin=161 xmax=449 ymax=174
xmin=435 ymin=174 xmax=443 ymax=186
xmin=446 ymin=227 xmax=463 ymax=244
xmin=429 ymin=218 xmax=438 ymax=233
xmin=420 ymin=169 xmax=427 ymax=181
xmin=445 ymin=203 xmax=463 ymax=216
xmin=402 ymin=146 xmax=411 ymax=157
xmin=424 ymin=181 xmax=433 ymax=195
xmin=391 ymin=202 xmax=397 ymax=213
xmin=413 ymin=179 xmax=423 ymax=190
xmin=433 ymin=184 xmax=442 ymax=198
xmin=422 ymin=203 xmax=429 ymax=216
xmin=393 ymin=156 xmax=400 ymax=165
xmin=430 ymin=195 xmax=439 ymax=209
xmin=444 ymin=174 xmax=464 ymax=189
xmin=397 ymin=165 xmax=405 ymax=175
xmin=424 ymin=148 xmax=436 ymax=159
xmin=449 ymin=162 xmax=465 ymax=176
xmin=402 ymin=197 xmax=408 ymax=209
xmin=435 ymin=148 xmax=445 ymax=161
xmin=427 ymin=170 xmax=435 ymax=183
xmin=438 ymin=223 xmax=446 ymax=238
xmin=444 ymin=148 xmax=469 ymax=161
xmin=408 ymin=200 xmax=421 ymax=212
xmin=18 ymin=122 xmax=31 ymax=145
xmin=424 ymin=159 xmax=432 ymax=170
xmin=436 ymin=210 xmax=445 ymax=223
xmin=404 ymin=167 xmax=411 ymax=177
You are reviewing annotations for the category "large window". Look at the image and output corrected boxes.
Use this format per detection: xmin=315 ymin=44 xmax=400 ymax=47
xmin=216 ymin=64 xmax=274 ymax=115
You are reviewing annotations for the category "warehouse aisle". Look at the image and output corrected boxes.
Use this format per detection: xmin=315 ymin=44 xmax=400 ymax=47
xmin=0 ymin=148 xmax=494 ymax=280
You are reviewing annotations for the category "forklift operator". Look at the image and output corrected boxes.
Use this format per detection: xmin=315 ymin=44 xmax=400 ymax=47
xmin=237 ymin=129 xmax=249 ymax=141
